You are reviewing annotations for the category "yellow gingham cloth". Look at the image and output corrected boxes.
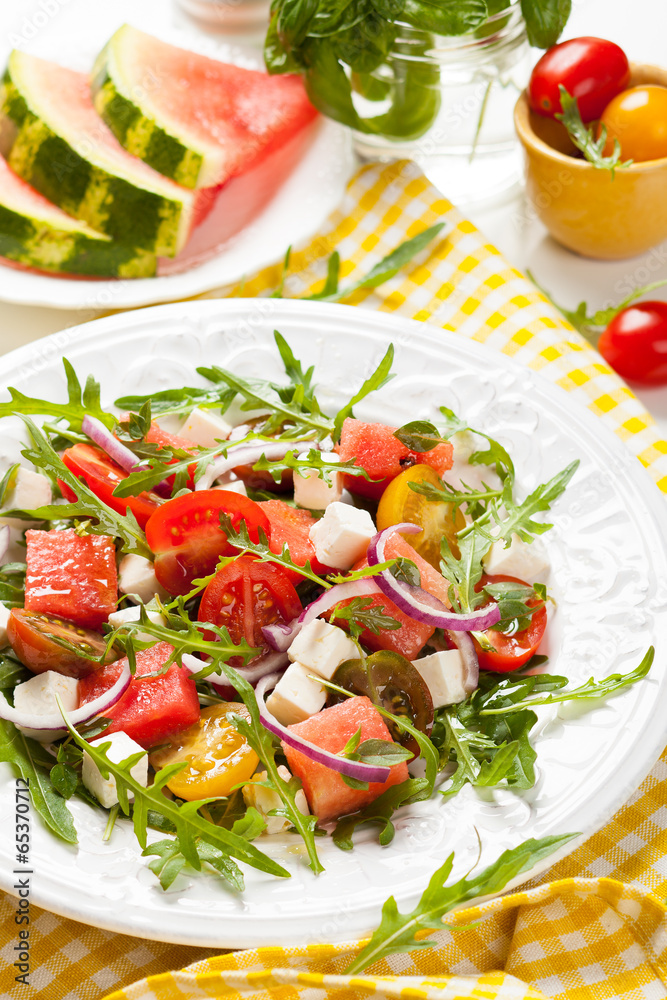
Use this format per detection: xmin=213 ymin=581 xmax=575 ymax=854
xmin=2 ymin=160 xmax=667 ymax=1000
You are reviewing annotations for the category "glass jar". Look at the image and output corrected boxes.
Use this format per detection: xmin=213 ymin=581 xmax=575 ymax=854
xmin=352 ymin=1 xmax=531 ymax=207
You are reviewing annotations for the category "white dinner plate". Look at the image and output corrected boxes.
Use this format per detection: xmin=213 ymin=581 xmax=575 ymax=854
xmin=0 ymin=1 xmax=355 ymax=310
xmin=1 ymin=299 xmax=666 ymax=949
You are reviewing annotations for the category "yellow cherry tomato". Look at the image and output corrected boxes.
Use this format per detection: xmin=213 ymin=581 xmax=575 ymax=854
xmin=149 ymin=702 xmax=259 ymax=801
xmin=598 ymin=85 xmax=667 ymax=162
xmin=376 ymin=464 xmax=465 ymax=570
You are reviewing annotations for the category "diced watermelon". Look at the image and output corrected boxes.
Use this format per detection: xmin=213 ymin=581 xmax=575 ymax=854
xmin=337 ymin=535 xmax=452 ymax=660
xmin=282 ymin=696 xmax=409 ymax=822
xmin=25 ymin=528 xmax=117 ymax=630
xmin=79 ymin=642 xmax=200 ymax=749
xmin=336 ymin=419 xmax=454 ymax=500
xmin=259 ymin=500 xmax=334 ymax=582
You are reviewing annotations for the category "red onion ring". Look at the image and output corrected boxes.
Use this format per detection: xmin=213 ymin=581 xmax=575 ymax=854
xmin=368 ymin=524 xmax=501 ymax=632
xmin=262 ymin=578 xmax=384 ymax=652
xmin=0 ymin=659 xmax=132 ymax=743
xmin=444 ymin=629 xmax=479 ymax=693
xmin=196 ymin=440 xmax=318 ymax=492
xmin=181 ymin=651 xmax=289 ymax=690
xmin=255 ymin=673 xmax=391 ymax=784
xmin=82 ymin=415 xmax=172 ymax=497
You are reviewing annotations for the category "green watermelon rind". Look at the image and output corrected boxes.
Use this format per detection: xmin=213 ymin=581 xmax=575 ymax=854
xmin=92 ymin=58 xmax=203 ymax=190
xmin=0 ymin=195 xmax=157 ymax=278
xmin=0 ymin=52 xmax=194 ymax=257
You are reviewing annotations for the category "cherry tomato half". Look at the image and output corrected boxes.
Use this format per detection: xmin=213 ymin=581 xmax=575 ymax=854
xmin=149 ymin=703 xmax=259 ymax=801
xmin=528 ymin=36 xmax=630 ymax=122
xmin=61 ymin=443 xmax=162 ymax=529
xmin=198 ymin=555 xmax=302 ymax=665
xmin=7 ymin=609 xmax=119 ymax=678
xmin=145 ymin=490 xmax=271 ymax=596
xmin=472 ymin=574 xmax=547 ymax=673
xmin=599 ymin=85 xmax=667 ymax=162
xmin=597 ymin=301 xmax=667 ymax=385
xmin=328 ymin=649 xmax=434 ymax=754
xmin=377 ymin=464 xmax=465 ymax=569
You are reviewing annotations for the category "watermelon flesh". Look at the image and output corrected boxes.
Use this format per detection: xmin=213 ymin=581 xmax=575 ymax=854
xmin=0 ymin=155 xmax=156 ymax=277
xmin=93 ymin=24 xmax=318 ymax=189
xmin=282 ymin=696 xmax=409 ymax=823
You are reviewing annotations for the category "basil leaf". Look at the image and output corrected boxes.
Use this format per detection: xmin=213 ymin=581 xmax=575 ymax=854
xmin=520 ymin=0 xmax=570 ymax=48
xmin=403 ymin=0 xmax=487 ymax=35
xmin=394 ymin=419 xmax=448 ymax=453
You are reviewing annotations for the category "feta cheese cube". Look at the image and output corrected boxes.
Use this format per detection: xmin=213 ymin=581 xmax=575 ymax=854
xmin=287 ymin=619 xmax=358 ymax=680
xmin=9 ymin=467 xmax=53 ymax=510
xmin=242 ymin=765 xmax=309 ymax=835
xmin=107 ymin=605 xmax=166 ymax=643
xmin=13 ymin=671 xmax=79 ymax=716
xmin=179 ymin=407 xmax=232 ymax=449
xmin=0 ymin=603 xmax=10 ymax=648
xmin=413 ymin=650 xmax=468 ymax=708
xmin=293 ymin=452 xmax=343 ymax=510
xmin=308 ymin=502 xmax=376 ymax=570
xmin=213 ymin=479 xmax=248 ymax=497
xmin=482 ymin=534 xmax=550 ymax=583
xmin=82 ymin=731 xmax=148 ymax=809
xmin=266 ymin=662 xmax=326 ymax=725
xmin=118 ymin=554 xmax=170 ymax=605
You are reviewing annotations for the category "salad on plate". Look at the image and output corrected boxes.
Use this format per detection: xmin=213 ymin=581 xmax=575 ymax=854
xmin=0 ymin=331 xmax=651 ymax=915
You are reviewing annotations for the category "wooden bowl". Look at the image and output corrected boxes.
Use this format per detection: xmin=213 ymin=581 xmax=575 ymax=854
xmin=514 ymin=64 xmax=667 ymax=259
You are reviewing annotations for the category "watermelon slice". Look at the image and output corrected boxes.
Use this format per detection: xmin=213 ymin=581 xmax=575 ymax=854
xmin=91 ymin=25 xmax=318 ymax=190
xmin=0 ymin=50 xmax=199 ymax=257
xmin=0 ymin=155 xmax=156 ymax=277
xmin=282 ymin=696 xmax=410 ymax=823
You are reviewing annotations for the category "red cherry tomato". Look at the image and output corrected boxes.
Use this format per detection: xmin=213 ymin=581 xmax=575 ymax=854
xmin=528 ymin=37 xmax=630 ymax=122
xmin=61 ymin=442 xmax=162 ymax=529
xmin=145 ymin=490 xmax=271 ymax=596
xmin=597 ymin=301 xmax=667 ymax=385
xmin=198 ymin=555 xmax=302 ymax=665
xmin=7 ymin=609 xmax=119 ymax=678
xmin=472 ymin=574 xmax=547 ymax=673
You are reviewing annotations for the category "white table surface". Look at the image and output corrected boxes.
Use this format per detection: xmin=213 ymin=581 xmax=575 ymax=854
xmin=0 ymin=0 xmax=665 ymax=432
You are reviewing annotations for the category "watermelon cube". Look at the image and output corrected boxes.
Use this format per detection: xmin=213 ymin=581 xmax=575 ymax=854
xmin=25 ymin=528 xmax=117 ymax=630
xmin=79 ymin=642 xmax=200 ymax=749
xmin=336 ymin=419 xmax=454 ymax=500
xmin=282 ymin=696 xmax=409 ymax=823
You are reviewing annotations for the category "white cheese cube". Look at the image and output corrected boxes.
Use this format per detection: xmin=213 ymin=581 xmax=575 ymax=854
xmin=242 ymin=765 xmax=310 ymax=835
xmin=266 ymin=662 xmax=326 ymax=725
xmin=1 ymin=466 xmax=53 ymax=514
xmin=308 ymin=502 xmax=376 ymax=570
xmin=82 ymin=731 xmax=148 ymax=810
xmin=13 ymin=671 xmax=79 ymax=716
xmin=482 ymin=534 xmax=550 ymax=583
xmin=107 ymin=605 xmax=166 ymax=643
xmin=287 ymin=620 xmax=358 ymax=680
xmin=118 ymin=554 xmax=170 ymax=605
xmin=413 ymin=650 xmax=467 ymax=708
xmin=293 ymin=452 xmax=343 ymax=510
xmin=179 ymin=407 xmax=232 ymax=449
xmin=0 ymin=603 xmax=10 ymax=648
xmin=213 ymin=479 xmax=248 ymax=497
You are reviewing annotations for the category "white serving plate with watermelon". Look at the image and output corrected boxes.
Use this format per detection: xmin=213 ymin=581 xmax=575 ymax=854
xmin=0 ymin=299 xmax=666 ymax=949
xmin=0 ymin=0 xmax=355 ymax=310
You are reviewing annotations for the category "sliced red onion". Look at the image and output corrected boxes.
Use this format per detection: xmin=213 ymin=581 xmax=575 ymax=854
xmin=255 ymin=674 xmax=391 ymax=784
xmin=0 ymin=525 xmax=9 ymax=564
xmin=445 ymin=629 xmax=479 ymax=693
xmin=83 ymin=415 xmax=140 ymax=473
xmin=195 ymin=439 xmax=318 ymax=491
xmin=181 ymin=651 xmax=289 ymax=689
xmin=0 ymin=659 xmax=132 ymax=743
xmin=262 ymin=578 xmax=383 ymax=652
xmin=368 ymin=524 xmax=501 ymax=632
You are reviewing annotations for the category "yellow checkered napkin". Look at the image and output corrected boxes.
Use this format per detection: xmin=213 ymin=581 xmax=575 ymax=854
xmin=3 ymin=160 xmax=667 ymax=1000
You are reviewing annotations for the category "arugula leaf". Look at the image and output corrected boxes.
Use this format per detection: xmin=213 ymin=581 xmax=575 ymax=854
xmin=214 ymin=662 xmax=325 ymax=874
xmin=0 ymin=561 xmax=26 ymax=608
xmin=219 ymin=517 xmax=328 ymax=589
xmin=0 ymin=718 xmax=77 ymax=843
xmin=492 ymin=460 xmax=578 ymax=542
xmin=333 ymin=777 xmax=429 ymax=850
xmin=330 ymin=596 xmax=402 ymax=638
xmin=0 ymin=359 xmax=116 ymax=431
xmin=252 ymin=448 xmax=373 ymax=485
xmin=556 ymin=87 xmax=630 ymax=175
xmin=6 ymin=416 xmax=151 ymax=558
xmin=143 ymin=836 xmax=245 ymax=891
xmin=0 ymin=464 xmax=20 ymax=506
xmin=112 ymin=439 xmax=228 ymax=498
xmin=58 ymin=705 xmax=289 ymax=880
xmin=344 ymin=833 xmax=578 ymax=973
xmin=116 ymin=385 xmax=237 ymax=419
xmin=332 ymin=344 xmax=395 ymax=441
xmin=0 ymin=653 xmax=30 ymax=692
